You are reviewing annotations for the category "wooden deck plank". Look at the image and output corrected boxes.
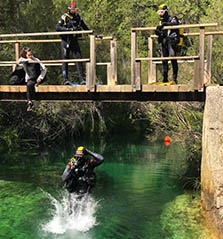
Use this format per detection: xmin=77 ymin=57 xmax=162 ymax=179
xmin=35 ymin=85 xmax=88 ymax=92
xmin=0 ymin=84 xmax=201 ymax=93
xmin=0 ymin=83 xmax=206 ymax=94
xmin=0 ymin=85 xmax=27 ymax=92
xmin=96 ymin=85 xmax=133 ymax=92
xmin=142 ymin=84 xmax=196 ymax=92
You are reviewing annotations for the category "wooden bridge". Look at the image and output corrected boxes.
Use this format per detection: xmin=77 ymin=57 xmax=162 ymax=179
xmin=0 ymin=23 xmax=220 ymax=102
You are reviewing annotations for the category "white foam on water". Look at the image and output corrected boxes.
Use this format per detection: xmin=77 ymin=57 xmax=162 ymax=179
xmin=41 ymin=190 xmax=99 ymax=234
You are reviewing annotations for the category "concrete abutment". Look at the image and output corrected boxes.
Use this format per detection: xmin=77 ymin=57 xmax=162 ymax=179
xmin=202 ymin=86 xmax=223 ymax=238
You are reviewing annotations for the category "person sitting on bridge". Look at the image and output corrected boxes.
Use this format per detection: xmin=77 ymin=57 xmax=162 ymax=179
xmin=56 ymin=1 xmax=89 ymax=86
xmin=155 ymin=4 xmax=180 ymax=84
xmin=18 ymin=48 xmax=47 ymax=111
xmin=62 ymin=146 xmax=104 ymax=195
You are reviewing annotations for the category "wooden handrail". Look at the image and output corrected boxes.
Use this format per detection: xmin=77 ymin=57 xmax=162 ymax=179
xmin=136 ymin=56 xmax=199 ymax=61
xmin=0 ymin=39 xmax=61 ymax=43
xmin=131 ymin=23 xmax=218 ymax=32
xmin=0 ymin=36 xmax=113 ymax=44
xmin=0 ymin=62 xmax=112 ymax=67
xmin=0 ymin=59 xmax=90 ymax=65
xmin=150 ymin=31 xmax=223 ymax=38
xmin=0 ymin=30 xmax=93 ymax=38
xmin=153 ymin=59 xmax=206 ymax=64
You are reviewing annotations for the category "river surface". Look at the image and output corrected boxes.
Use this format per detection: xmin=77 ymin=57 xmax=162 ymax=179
xmin=0 ymin=136 xmax=211 ymax=239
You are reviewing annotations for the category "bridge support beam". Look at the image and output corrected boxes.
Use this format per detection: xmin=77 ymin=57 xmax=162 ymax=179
xmin=201 ymin=86 xmax=223 ymax=238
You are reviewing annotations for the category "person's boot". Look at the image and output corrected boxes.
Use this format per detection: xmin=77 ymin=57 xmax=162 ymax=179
xmin=64 ymin=78 xmax=73 ymax=85
xmin=163 ymin=77 xmax=168 ymax=83
xmin=80 ymin=80 xmax=86 ymax=85
xmin=27 ymin=102 xmax=34 ymax=111
xmin=163 ymin=72 xmax=168 ymax=83
xmin=172 ymin=75 xmax=178 ymax=84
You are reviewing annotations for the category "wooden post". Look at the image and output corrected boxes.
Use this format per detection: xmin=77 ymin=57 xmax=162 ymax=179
xmin=14 ymin=42 xmax=20 ymax=71
xmin=110 ymin=39 xmax=117 ymax=85
xmin=205 ymin=35 xmax=213 ymax=84
xmin=15 ymin=43 xmax=20 ymax=61
xmin=152 ymin=62 xmax=157 ymax=82
xmin=204 ymin=61 xmax=208 ymax=84
xmin=148 ymin=37 xmax=154 ymax=83
xmin=194 ymin=58 xmax=200 ymax=90
xmin=107 ymin=63 xmax=112 ymax=85
xmin=198 ymin=27 xmax=205 ymax=89
xmin=135 ymin=61 xmax=141 ymax=91
xmin=131 ymin=31 xmax=137 ymax=91
xmin=86 ymin=62 xmax=90 ymax=91
xmin=89 ymin=35 xmax=96 ymax=92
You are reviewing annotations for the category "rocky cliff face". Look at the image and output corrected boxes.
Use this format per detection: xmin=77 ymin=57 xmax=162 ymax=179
xmin=201 ymin=86 xmax=223 ymax=238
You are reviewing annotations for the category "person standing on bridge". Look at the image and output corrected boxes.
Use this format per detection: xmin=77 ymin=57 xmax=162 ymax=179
xmin=56 ymin=1 xmax=89 ymax=86
xmin=155 ymin=4 xmax=180 ymax=84
xmin=19 ymin=48 xmax=47 ymax=111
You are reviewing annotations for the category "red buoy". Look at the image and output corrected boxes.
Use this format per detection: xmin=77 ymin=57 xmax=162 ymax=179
xmin=164 ymin=136 xmax=171 ymax=146
xmin=164 ymin=136 xmax=171 ymax=142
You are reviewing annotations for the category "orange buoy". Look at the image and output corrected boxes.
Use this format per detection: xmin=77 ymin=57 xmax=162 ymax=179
xmin=164 ymin=136 xmax=171 ymax=146
xmin=164 ymin=136 xmax=171 ymax=142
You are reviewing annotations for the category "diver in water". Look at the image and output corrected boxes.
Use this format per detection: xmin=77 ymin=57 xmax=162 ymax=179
xmin=62 ymin=146 xmax=104 ymax=213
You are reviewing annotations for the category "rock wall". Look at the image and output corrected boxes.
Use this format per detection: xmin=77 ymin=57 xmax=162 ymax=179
xmin=201 ymin=86 xmax=223 ymax=238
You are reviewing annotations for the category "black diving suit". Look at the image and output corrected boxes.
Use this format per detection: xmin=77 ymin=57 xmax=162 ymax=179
xmin=62 ymin=147 xmax=104 ymax=195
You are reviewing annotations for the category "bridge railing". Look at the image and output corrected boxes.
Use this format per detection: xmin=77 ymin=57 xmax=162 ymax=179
xmin=131 ymin=23 xmax=218 ymax=91
xmin=0 ymin=31 xmax=117 ymax=91
xmin=149 ymin=32 xmax=217 ymax=86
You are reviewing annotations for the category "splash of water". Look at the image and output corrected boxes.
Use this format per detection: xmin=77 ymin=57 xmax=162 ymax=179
xmin=41 ymin=190 xmax=99 ymax=234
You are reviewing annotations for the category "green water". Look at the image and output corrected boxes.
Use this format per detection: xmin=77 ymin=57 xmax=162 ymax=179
xmin=0 ymin=137 xmax=210 ymax=239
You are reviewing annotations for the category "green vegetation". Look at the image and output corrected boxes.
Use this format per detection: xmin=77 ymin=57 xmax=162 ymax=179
xmin=160 ymin=192 xmax=215 ymax=239
xmin=0 ymin=0 xmax=221 ymax=188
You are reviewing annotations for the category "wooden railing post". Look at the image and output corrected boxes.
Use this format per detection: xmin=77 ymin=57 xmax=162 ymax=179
xmin=135 ymin=61 xmax=141 ymax=90
xmin=204 ymin=35 xmax=213 ymax=84
xmin=107 ymin=63 xmax=112 ymax=85
xmin=153 ymin=62 xmax=157 ymax=82
xmin=131 ymin=31 xmax=137 ymax=91
xmin=88 ymin=35 xmax=96 ymax=92
xmin=148 ymin=36 xmax=154 ymax=83
xmin=86 ymin=62 xmax=90 ymax=90
xmin=14 ymin=42 xmax=20 ymax=70
xmin=194 ymin=58 xmax=200 ymax=90
xmin=15 ymin=43 xmax=20 ymax=62
xmin=110 ymin=38 xmax=117 ymax=85
xmin=198 ymin=26 xmax=205 ymax=89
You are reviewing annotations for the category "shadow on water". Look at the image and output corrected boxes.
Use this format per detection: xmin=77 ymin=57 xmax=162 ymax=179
xmin=0 ymin=136 xmax=213 ymax=239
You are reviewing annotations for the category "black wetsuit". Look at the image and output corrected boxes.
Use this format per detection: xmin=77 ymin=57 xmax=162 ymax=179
xmin=62 ymin=149 xmax=104 ymax=195
xmin=155 ymin=12 xmax=180 ymax=83
xmin=56 ymin=11 xmax=89 ymax=84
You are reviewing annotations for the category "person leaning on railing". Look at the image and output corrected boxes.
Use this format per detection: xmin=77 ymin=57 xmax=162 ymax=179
xmin=155 ymin=4 xmax=180 ymax=84
xmin=18 ymin=48 xmax=47 ymax=111
xmin=56 ymin=1 xmax=89 ymax=86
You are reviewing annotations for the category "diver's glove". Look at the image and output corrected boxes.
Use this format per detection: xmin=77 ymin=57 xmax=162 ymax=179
xmin=84 ymin=148 xmax=104 ymax=161
xmin=156 ymin=22 xmax=168 ymax=32
xmin=155 ymin=25 xmax=163 ymax=36
xmin=95 ymin=34 xmax=103 ymax=39
xmin=156 ymin=25 xmax=163 ymax=31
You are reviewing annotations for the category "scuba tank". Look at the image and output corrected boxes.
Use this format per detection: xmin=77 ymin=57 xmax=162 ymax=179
xmin=177 ymin=26 xmax=184 ymax=46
